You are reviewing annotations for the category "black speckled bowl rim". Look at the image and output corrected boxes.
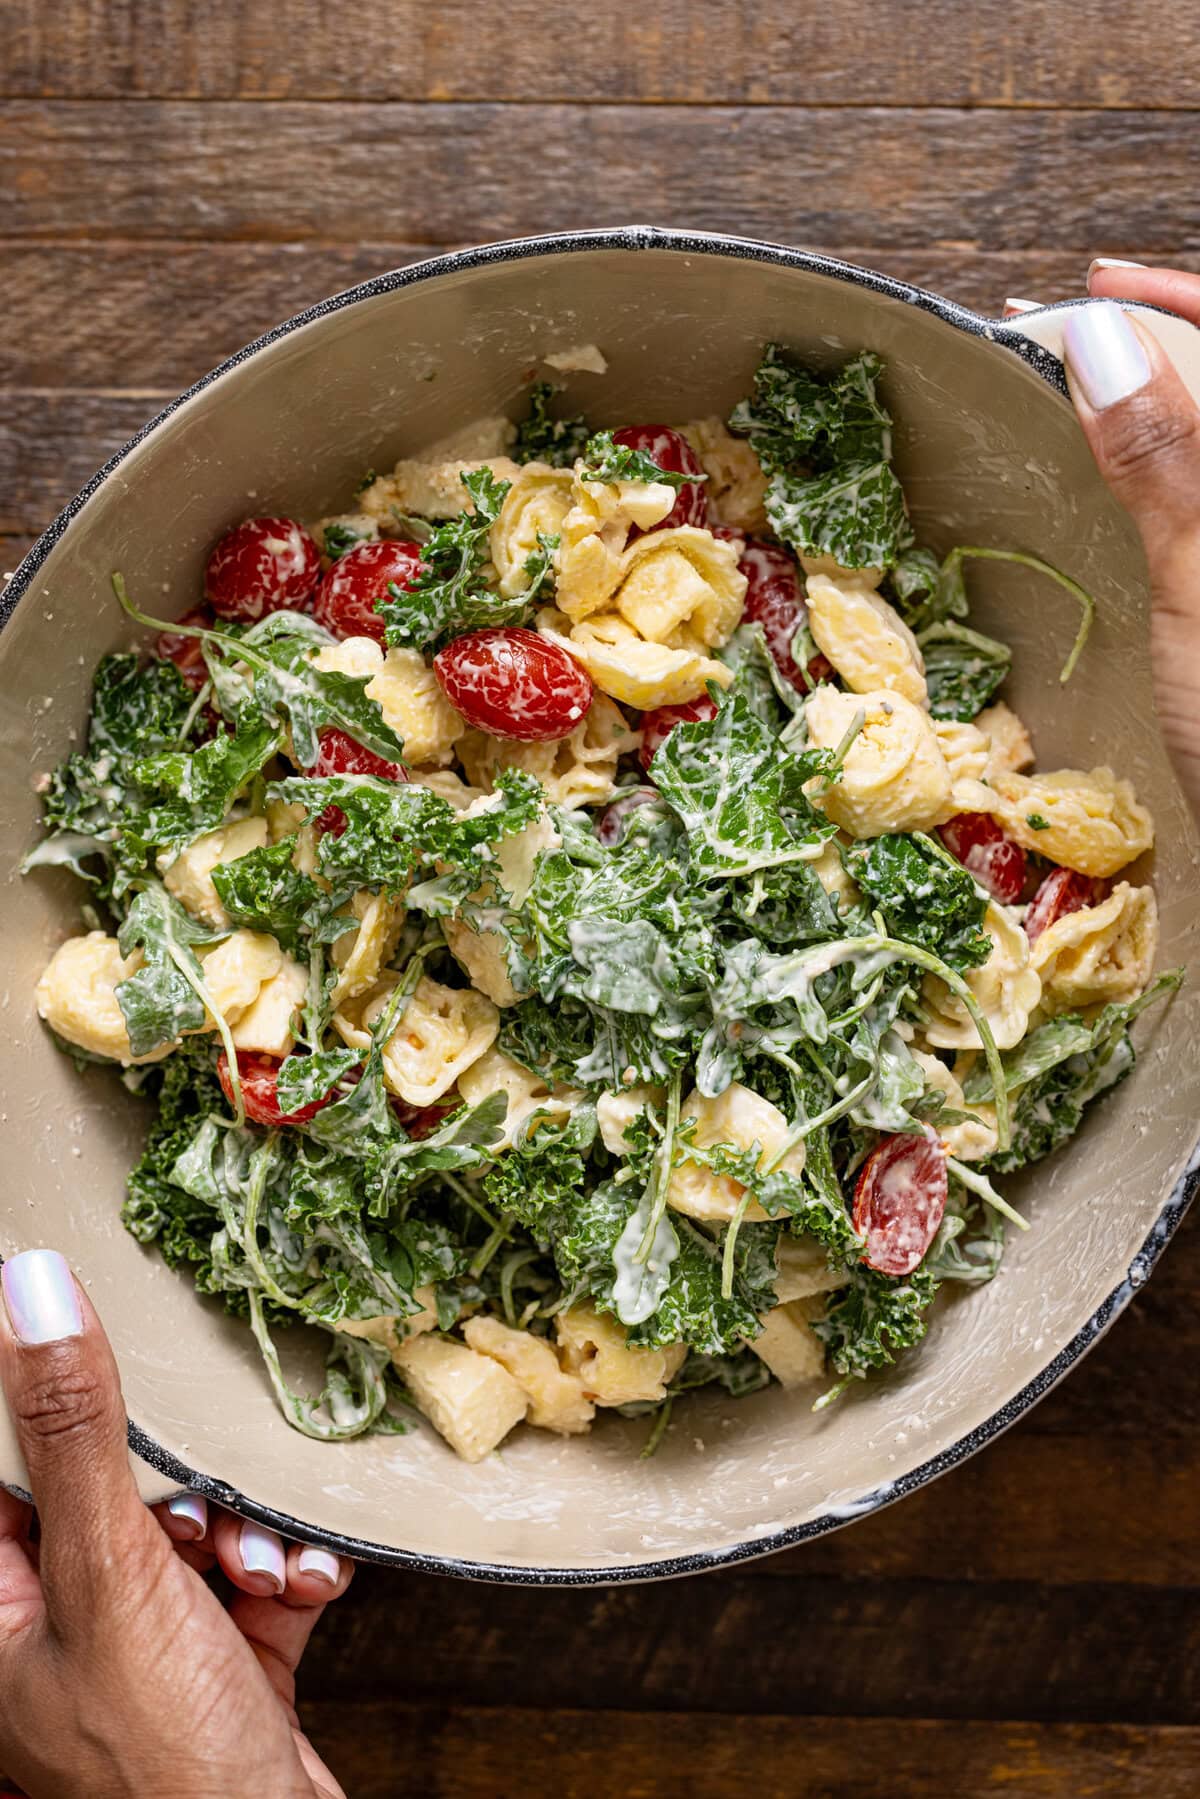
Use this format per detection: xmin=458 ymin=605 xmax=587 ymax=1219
xmin=4 ymin=225 xmax=1196 ymax=1584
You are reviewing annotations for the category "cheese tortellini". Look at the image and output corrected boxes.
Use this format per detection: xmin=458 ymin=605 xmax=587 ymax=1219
xmin=391 ymin=1333 xmax=529 ymax=1463
xmin=962 ymin=765 xmax=1154 ymax=877
xmin=330 ymin=891 xmax=405 ymax=1006
xmin=679 ymin=416 xmax=769 ymax=534
xmin=35 ymin=932 xmax=167 ymax=1066
xmin=335 ymin=973 xmax=499 ymax=1107
xmin=455 ymin=1047 xmax=581 ymax=1148
xmin=804 ymin=687 xmax=953 ymax=838
xmin=805 ymin=571 xmax=927 ymax=705
xmin=553 ymin=471 xmax=676 ymax=620
xmin=162 ymin=815 xmax=269 ymax=930
xmin=922 ymin=903 xmax=1042 ymax=1051
xmin=359 ymin=444 xmax=521 ymax=524
xmin=459 ymin=694 xmax=636 ymax=810
xmin=668 ymin=1083 xmax=806 ymax=1225
xmin=463 ymin=1316 xmax=594 ymax=1434
xmin=612 ymin=526 xmax=746 ymax=649
xmin=911 ymin=1050 xmax=999 ymax=1161
xmin=749 ymin=1296 xmax=827 ymax=1388
xmin=489 ymin=463 xmax=574 ymax=598
xmin=539 ymin=608 xmax=733 ymax=710
xmin=555 ymin=1303 xmax=687 ymax=1406
xmin=228 ymin=956 xmax=309 ymax=1058
xmin=973 ymin=701 xmax=1035 ymax=776
xmin=313 ymin=637 xmax=465 ymax=768
xmin=1030 ymin=881 xmax=1159 ymax=1012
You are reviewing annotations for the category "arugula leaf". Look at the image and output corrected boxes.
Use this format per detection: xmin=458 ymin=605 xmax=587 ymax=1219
xmin=841 ymin=833 xmax=991 ymax=971
xmin=886 ymin=546 xmax=960 ymax=632
xmin=812 ymin=1263 xmax=939 ymax=1380
xmin=115 ymin=884 xmax=223 ymax=1056
xmin=729 ymin=347 xmax=912 ymax=570
xmin=917 ymin=620 xmax=1012 ymax=721
xmin=513 ymin=381 xmax=591 ymax=467
xmin=210 ymin=840 xmax=328 ymax=955
xmin=925 ymin=1192 xmax=1006 ymax=1286
xmin=651 ymin=693 xmax=837 ymax=878
xmin=577 ymin=430 xmax=698 ymax=491
xmin=375 ymin=468 xmax=531 ymax=651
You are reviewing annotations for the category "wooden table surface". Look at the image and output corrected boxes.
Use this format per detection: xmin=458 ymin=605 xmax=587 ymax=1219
xmin=3 ymin=4 xmax=1199 ymax=1794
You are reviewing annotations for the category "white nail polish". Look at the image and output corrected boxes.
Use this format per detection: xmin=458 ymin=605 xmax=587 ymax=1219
xmin=298 ymin=1546 xmax=340 ymax=1585
xmin=1 ymin=1250 xmax=83 ymax=1345
xmin=239 ymin=1520 xmax=286 ymax=1592
xmin=1088 ymin=257 xmax=1146 ymax=278
xmin=1062 ymin=303 xmax=1152 ymax=410
xmin=167 ymin=1492 xmax=207 ymax=1538
xmin=1003 ymin=297 xmax=1042 ymax=314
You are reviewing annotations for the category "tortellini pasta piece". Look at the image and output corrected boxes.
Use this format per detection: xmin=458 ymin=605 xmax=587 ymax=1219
xmin=266 ymin=797 xmax=319 ymax=877
xmin=1030 ymin=881 xmax=1159 ymax=1012
xmin=805 ymin=572 xmax=927 ymax=706
xmin=596 ymin=1084 xmax=664 ymax=1156
xmin=199 ymin=929 xmax=284 ymax=1024
xmin=455 ymin=1047 xmax=581 ymax=1147
xmin=749 ymin=1296 xmax=827 ymax=1388
xmin=555 ymin=1303 xmax=687 ymax=1406
xmin=553 ymin=473 xmax=677 ymax=621
xmin=406 ymin=767 xmax=482 ymax=811
xmin=809 ymin=838 xmax=860 ymax=909
xmin=229 ymin=956 xmax=309 ymax=1058
xmin=336 ymin=1285 xmax=439 ymax=1354
xmin=358 ymin=452 xmax=521 ymax=523
xmin=335 ymin=974 xmax=499 ymax=1106
xmin=459 ymin=695 xmax=636 ymax=811
xmin=612 ymin=526 xmax=746 ymax=649
xmin=441 ymin=812 xmax=562 ymax=1003
xmin=911 ymin=1050 xmax=998 ymax=1161
xmin=773 ymin=1235 xmax=845 ymax=1302
xmin=161 ymin=815 xmax=269 ymax=929
xmin=668 ymin=1083 xmax=806 ymax=1225
xmin=922 ymin=903 xmax=1042 ymax=1051
xmin=804 ymin=687 xmax=953 ymax=839
xmin=973 ymin=701 xmax=1034 ymax=777
xmin=463 ymin=1316 xmax=595 ymax=1434
xmin=933 ymin=718 xmax=990 ymax=787
xmin=973 ymin=767 xmax=1155 ymax=878
xmin=679 ymin=416 xmax=769 ymax=534
xmin=489 ymin=464 xmax=574 ymax=598
xmin=539 ymin=609 xmax=733 ymax=710
xmin=391 ymin=1333 xmax=529 ymax=1463
xmin=799 ymin=553 xmax=884 ymax=588
xmin=35 ymin=932 xmax=167 ymax=1066
xmin=313 ymin=637 xmax=464 ymax=768
xmin=330 ymin=890 xmax=405 ymax=1006
xmin=441 ymin=918 xmax=522 ymax=1007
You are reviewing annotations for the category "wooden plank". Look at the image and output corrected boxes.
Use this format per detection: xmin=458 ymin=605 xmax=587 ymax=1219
xmin=296 ymin=1705 xmax=1200 ymax=1796
xmin=5 ymin=1 xmax=1200 ymax=107
xmin=294 ymin=1564 xmax=1200 ymax=1721
xmin=1 ymin=103 xmax=1198 ymax=251
xmin=11 ymin=242 xmax=1200 ymax=391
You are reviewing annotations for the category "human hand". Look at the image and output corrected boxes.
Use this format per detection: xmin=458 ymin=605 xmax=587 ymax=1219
xmin=1058 ymin=265 xmax=1200 ymax=819
xmin=0 ymin=1249 xmax=352 ymax=1799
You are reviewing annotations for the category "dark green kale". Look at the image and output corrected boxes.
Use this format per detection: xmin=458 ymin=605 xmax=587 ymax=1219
xmin=577 ymin=430 xmax=699 ymax=491
xmin=115 ymin=884 xmax=224 ymax=1057
xmin=131 ymin=713 xmax=282 ymax=858
xmin=841 ymin=833 xmax=991 ymax=971
xmin=323 ymin=522 xmax=369 ymax=559
xmin=917 ymin=621 xmax=1012 ymax=721
xmin=513 ymin=381 xmax=591 ymax=468
xmin=210 ymin=840 xmax=329 ymax=956
xmin=812 ymin=1263 xmax=939 ymax=1380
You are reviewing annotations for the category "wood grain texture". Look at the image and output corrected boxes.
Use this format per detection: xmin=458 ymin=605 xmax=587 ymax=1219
xmin=296 ymin=1708 xmax=1200 ymax=1799
xmin=5 ymin=0 xmax=1200 ymax=107
xmin=2 ymin=102 xmax=1198 ymax=251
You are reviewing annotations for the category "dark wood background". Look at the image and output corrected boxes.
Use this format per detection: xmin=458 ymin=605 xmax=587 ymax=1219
xmin=3 ymin=5 xmax=1198 ymax=1793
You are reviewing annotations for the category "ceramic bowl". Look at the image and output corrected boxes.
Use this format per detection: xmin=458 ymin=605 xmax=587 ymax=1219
xmin=3 ymin=228 xmax=1198 ymax=1581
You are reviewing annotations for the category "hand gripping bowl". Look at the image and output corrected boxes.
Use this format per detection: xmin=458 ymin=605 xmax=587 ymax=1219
xmin=2 ymin=228 xmax=1199 ymax=1582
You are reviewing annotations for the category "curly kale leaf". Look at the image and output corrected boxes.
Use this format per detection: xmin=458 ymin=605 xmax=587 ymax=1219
xmin=841 ymin=833 xmax=991 ymax=972
xmin=917 ymin=620 xmax=1012 ymax=721
xmin=513 ymin=382 xmax=591 ymax=468
xmin=131 ymin=713 xmax=282 ymax=859
xmin=729 ymin=346 xmax=912 ymax=570
xmin=577 ymin=430 xmax=700 ymax=491
xmin=812 ymin=1263 xmax=939 ymax=1379
xmin=115 ymin=884 xmax=225 ymax=1057
xmin=323 ymin=522 xmax=370 ymax=560
xmin=626 ymin=1218 xmax=762 ymax=1358
xmin=210 ymin=840 xmax=330 ymax=956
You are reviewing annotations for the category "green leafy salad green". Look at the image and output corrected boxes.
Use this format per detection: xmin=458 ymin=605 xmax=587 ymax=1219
xmin=25 ymin=344 xmax=1177 ymax=1462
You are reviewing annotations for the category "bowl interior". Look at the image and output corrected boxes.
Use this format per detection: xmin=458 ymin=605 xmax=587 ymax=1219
xmin=2 ymin=239 xmax=1196 ymax=1574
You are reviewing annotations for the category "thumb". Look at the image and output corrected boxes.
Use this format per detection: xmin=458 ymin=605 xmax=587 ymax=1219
xmin=1063 ymin=303 xmax=1200 ymax=580
xmin=0 ymin=1250 xmax=153 ymax=1620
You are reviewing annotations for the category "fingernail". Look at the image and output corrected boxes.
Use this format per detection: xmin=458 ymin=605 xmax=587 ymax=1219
xmin=297 ymin=1546 xmax=341 ymax=1585
xmin=239 ymin=1520 xmax=286 ymax=1593
xmin=1063 ymin=302 xmax=1152 ymax=410
xmin=167 ymin=1493 xmax=207 ymax=1539
xmin=1088 ymin=257 xmax=1146 ymax=278
xmin=1003 ymin=297 xmax=1042 ymax=315
xmin=1 ymin=1250 xmax=83 ymax=1346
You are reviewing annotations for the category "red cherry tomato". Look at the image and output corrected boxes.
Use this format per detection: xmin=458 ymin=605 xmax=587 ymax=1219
xmin=217 ymin=1051 xmax=340 ymax=1127
xmin=391 ymin=1098 xmax=457 ymax=1139
xmin=434 ymin=627 xmax=593 ymax=741
xmin=205 ymin=516 xmax=322 ymax=622
xmin=1024 ymin=866 xmax=1110 ymax=942
xmin=739 ymin=539 xmax=833 ymax=690
xmin=596 ymin=786 xmax=661 ymax=845
xmin=308 ymin=726 xmax=408 ymax=837
xmin=611 ymin=425 xmax=708 ymax=532
xmin=154 ymin=605 xmax=213 ymax=693
xmin=638 ymin=695 xmax=718 ymax=772
xmin=939 ymin=812 xmax=1028 ymax=904
xmin=313 ymin=539 xmax=424 ymax=645
xmin=853 ymin=1127 xmax=949 ymax=1277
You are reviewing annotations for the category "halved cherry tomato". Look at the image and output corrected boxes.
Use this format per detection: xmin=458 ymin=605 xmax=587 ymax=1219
xmin=939 ymin=812 xmax=1028 ymax=905
xmin=313 ymin=539 xmax=424 ymax=645
xmin=638 ymin=695 xmax=718 ymax=771
xmin=739 ymin=539 xmax=833 ymax=690
xmin=217 ymin=1051 xmax=340 ymax=1127
xmin=205 ymin=516 xmax=322 ymax=622
xmin=1024 ymin=866 xmax=1110 ymax=942
xmin=308 ymin=725 xmax=408 ymax=837
xmin=154 ymin=605 xmax=213 ymax=692
xmin=596 ymin=785 xmax=661 ymax=845
xmin=434 ymin=627 xmax=593 ymax=741
xmin=611 ymin=425 xmax=708 ymax=532
xmin=853 ymin=1127 xmax=949 ymax=1277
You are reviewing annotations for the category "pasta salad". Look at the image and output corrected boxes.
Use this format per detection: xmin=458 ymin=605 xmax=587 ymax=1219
xmin=27 ymin=346 xmax=1178 ymax=1463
